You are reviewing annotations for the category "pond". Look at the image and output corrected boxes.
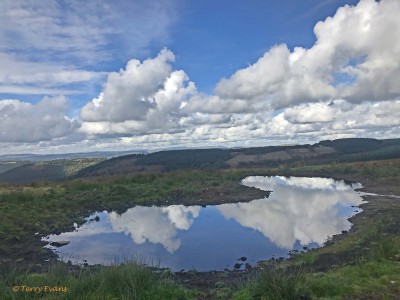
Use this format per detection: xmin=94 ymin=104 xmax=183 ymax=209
xmin=43 ymin=176 xmax=364 ymax=271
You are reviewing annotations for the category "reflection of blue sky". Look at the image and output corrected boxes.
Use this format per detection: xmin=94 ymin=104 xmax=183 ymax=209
xmin=45 ymin=176 xmax=363 ymax=271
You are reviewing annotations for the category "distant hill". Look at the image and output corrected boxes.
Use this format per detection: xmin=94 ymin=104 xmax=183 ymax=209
xmin=315 ymin=138 xmax=400 ymax=162
xmin=74 ymin=149 xmax=231 ymax=178
xmin=1 ymin=138 xmax=399 ymax=184
xmin=0 ymin=150 xmax=147 ymax=162
xmin=0 ymin=158 xmax=103 ymax=184
xmin=317 ymin=138 xmax=384 ymax=153
xmin=74 ymin=138 xmax=400 ymax=178
xmin=0 ymin=162 xmax=26 ymax=175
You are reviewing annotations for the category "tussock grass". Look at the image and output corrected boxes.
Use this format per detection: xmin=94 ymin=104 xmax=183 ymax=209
xmin=235 ymin=237 xmax=400 ymax=299
xmin=0 ymin=262 xmax=196 ymax=299
xmin=233 ymin=267 xmax=308 ymax=300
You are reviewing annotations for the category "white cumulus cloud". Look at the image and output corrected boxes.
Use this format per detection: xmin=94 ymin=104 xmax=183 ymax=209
xmin=215 ymin=0 xmax=400 ymax=107
xmin=80 ymin=49 xmax=198 ymax=135
xmin=0 ymin=96 xmax=79 ymax=143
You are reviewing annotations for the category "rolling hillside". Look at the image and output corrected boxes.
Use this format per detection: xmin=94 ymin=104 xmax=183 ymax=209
xmin=0 ymin=159 xmax=103 ymax=184
xmin=75 ymin=138 xmax=400 ymax=177
xmin=1 ymin=138 xmax=400 ymax=184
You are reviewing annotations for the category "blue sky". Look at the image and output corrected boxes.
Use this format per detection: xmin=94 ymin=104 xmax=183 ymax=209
xmin=172 ymin=0 xmax=360 ymax=92
xmin=0 ymin=0 xmax=399 ymax=154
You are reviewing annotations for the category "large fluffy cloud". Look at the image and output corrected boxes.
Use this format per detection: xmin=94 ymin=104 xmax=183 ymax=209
xmin=80 ymin=49 xmax=198 ymax=135
xmin=0 ymin=96 xmax=78 ymax=143
xmin=215 ymin=45 xmax=335 ymax=108
xmin=215 ymin=0 xmax=400 ymax=107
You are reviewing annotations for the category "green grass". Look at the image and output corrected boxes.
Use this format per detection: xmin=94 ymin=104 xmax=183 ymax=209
xmin=287 ymin=251 xmax=319 ymax=266
xmin=234 ymin=237 xmax=400 ymax=299
xmin=310 ymin=237 xmax=400 ymax=298
xmin=0 ymin=262 xmax=196 ymax=300
xmin=308 ymin=260 xmax=400 ymax=299
xmin=233 ymin=267 xmax=307 ymax=300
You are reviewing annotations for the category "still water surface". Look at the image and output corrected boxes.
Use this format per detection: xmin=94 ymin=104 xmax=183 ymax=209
xmin=44 ymin=176 xmax=364 ymax=271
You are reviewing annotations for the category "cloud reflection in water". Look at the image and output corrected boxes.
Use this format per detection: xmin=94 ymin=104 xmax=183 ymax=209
xmin=218 ymin=176 xmax=363 ymax=248
xmin=108 ymin=205 xmax=201 ymax=253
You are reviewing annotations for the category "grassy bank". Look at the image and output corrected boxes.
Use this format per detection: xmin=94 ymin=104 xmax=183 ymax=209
xmin=1 ymin=262 xmax=196 ymax=299
xmin=234 ymin=237 xmax=400 ymax=299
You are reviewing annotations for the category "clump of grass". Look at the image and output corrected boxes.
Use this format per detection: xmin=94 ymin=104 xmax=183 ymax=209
xmin=233 ymin=267 xmax=308 ymax=300
xmin=308 ymin=260 xmax=400 ymax=298
xmin=370 ymin=236 xmax=400 ymax=262
xmin=0 ymin=262 xmax=196 ymax=300
xmin=308 ymin=237 xmax=400 ymax=297
xmin=290 ymin=251 xmax=318 ymax=266
xmin=234 ymin=236 xmax=400 ymax=299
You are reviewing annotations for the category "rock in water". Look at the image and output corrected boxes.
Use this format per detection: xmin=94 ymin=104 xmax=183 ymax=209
xmin=50 ymin=241 xmax=70 ymax=247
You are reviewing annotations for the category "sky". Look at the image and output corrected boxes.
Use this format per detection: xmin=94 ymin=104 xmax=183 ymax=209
xmin=1 ymin=0 xmax=400 ymax=154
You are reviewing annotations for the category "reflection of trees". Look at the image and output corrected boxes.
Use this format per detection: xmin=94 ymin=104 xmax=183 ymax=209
xmin=218 ymin=176 xmax=363 ymax=248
